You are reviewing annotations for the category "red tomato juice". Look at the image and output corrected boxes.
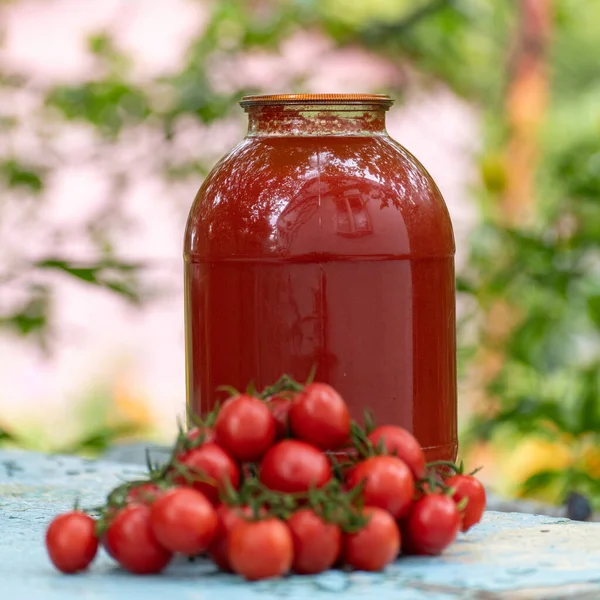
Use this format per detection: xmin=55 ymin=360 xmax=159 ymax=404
xmin=184 ymin=95 xmax=457 ymax=461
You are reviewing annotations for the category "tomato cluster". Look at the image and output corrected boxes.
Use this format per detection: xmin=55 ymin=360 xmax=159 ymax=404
xmin=45 ymin=376 xmax=486 ymax=580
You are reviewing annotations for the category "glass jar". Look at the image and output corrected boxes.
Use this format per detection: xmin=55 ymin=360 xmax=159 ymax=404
xmin=184 ymin=94 xmax=457 ymax=461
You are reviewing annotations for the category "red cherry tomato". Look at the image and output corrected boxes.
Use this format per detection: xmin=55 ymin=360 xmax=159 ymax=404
xmin=214 ymin=395 xmax=276 ymax=462
xmin=149 ymin=487 xmax=218 ymax=555
xmin=405 ymin=494 xmax=460 ymax=555
xmin=106 ymin=505 xmax=172 ymax=574
xmin=346 ymin=455 xmax=414 ymax=519
xmin=172 ymin=442 xmax=240 ymax=505
xmin=125 ymin=482 xmax=163 ymax=505
xmin=208 ymin=504 xmax=261 ymax=572
xmin=186 ymin=425 xmax=216 ymax=446
xmin=367 ymin=425 xmax=426 ymax=479
xmin=343 ymin=507 xmax=400 ymax=571
xmin=265 ymin=394 xmax=293 ymax=440
xmin=445 ymin=474 xmax=486 ymax=531
xmin=287 ymin=509 xmax=341 ymax=574
xmin=228 ymin=517 xmax=293 ymax=581
xmin=288 ymin=383 xmax=351 ymax=450
xmin=100 ymin=507 xmax=118 ymax=559
xmin=260 ymin=439 xmax=332 ymax=493
xmin=46 ymin=511 xmax=98 ymax=574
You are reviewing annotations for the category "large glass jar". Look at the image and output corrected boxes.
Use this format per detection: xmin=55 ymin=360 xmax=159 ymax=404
xmin=184 ymin=94 xmax=457 ymax=461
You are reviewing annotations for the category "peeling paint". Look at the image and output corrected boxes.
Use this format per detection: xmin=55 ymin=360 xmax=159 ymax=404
xmin=2 ymin=449 xmax=600 ymax=599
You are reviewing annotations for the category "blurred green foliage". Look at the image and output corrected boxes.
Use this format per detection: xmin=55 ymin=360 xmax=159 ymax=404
xmin=1 ymin=159 xmax=45 ymax=193
xmin=1 ymin=0 xmax=599 ymax=501
xmin=0 ymin=384 xmax=153 ymax=455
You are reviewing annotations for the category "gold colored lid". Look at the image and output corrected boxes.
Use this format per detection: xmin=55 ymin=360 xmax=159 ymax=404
xmin=239 ymin=93 xmax=394 ymax=108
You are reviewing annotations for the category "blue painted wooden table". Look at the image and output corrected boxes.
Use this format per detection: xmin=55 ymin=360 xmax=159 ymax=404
xmin=2 ymin=449 xmax=600 ymax=599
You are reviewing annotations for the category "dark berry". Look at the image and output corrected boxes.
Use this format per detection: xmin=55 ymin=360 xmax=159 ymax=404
xmin=566 ymin=492 xmax=592 ymax=522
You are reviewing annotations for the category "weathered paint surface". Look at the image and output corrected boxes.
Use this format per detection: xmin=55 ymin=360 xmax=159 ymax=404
xmin=2 ymin=450 xmax=600 ymax=600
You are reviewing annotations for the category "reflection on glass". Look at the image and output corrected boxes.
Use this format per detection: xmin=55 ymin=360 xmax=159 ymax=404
xmin=333 ymin=182 xmax=373 ymax=238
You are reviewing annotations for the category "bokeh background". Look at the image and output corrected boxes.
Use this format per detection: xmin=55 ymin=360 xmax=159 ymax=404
xmin=1 ymin=0 xmax=599 ymax=508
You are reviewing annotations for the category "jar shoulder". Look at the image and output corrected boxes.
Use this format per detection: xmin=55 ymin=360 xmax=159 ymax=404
xmin=185 ymin=136 xmax=454 ymax=260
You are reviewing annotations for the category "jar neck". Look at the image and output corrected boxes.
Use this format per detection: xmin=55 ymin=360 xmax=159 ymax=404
xmin=245 ymin=104 xmax=389 ymax=137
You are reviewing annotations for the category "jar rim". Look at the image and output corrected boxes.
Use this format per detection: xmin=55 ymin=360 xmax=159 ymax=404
xmin=239 ymin=93 xmax=394 ymax=108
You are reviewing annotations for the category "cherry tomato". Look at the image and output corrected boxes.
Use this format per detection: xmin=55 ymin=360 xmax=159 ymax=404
xmin=260 ymin=439 xmax=332 ymax=493
xmin=346 ymin=456 xmax=414 ymax=519
xmin=228 ymin=517 xmax=293 ymax=581
xmin=46 ymin=511 xmax=98 ymax=574
xmin=265 ymin=394 xmax=293 ymax=440
xmin=149 ymin=487 xmax=218 ymax=555
xmin=126 ymin=482 xmax=163 ymax=505
xmin=367 ymin=425 xmax=426 ymax=479
xmin=343 ymin=507 xmax=400 ymax=571
xmin=186 ymin=425 xmax=216 ymax=446
xmin=445 ymin=474 xmax=486 ymax=532
xmin=397 ymin=517 xmax=413 ymax=553
xmin=208 ymin=504 xmax=264 ymax=572
xmin=214 ymin=395 xmax=276 ymax=462
xmin=406 ymin=494 xmax=460 ymax=555
xmin=172 ymin=442 xmax=240 ymax=505
xmin=99 ymin=508 xmax=118 ymax=559
xmin=288 ymin=383 xmax=350 ymax=450
xmin=287 ymin=509 xmax=341 ymax=574
xmin=106 ymin=505 xmax=172 ymax=574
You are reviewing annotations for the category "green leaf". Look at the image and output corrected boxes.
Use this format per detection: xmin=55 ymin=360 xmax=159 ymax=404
xmin=0 ymin=428 xmax=16 ymax=443
xmin=34 ymin=258 xmax=143 ymax=303
xmin=87 ymin=32 xmax=114 ymax=56
xmin=0 ymin=286 xmax=50 ymax=339
xmin=103 ymin=281 xmax=142 ymax=304
xmin=0 ymin=159 xmax=45 ymax=193
xmin=468 ymin=396 xmax=572 ymax=440
xmin=46 ymin=81 xmax=150 ymax=136
xmin=575 ymin=368 xmax=600 ymax=434
xmin=587 ymin=295 xmax=600 ymax=329
xmin=455 ymin=275 xmax=476 ymax=294
xmin=519 ymin=469 xmax=565 ymax=497
xmin=61 ymin=424 xmax=142 ymax=455
xmin=37 ymin=259 xmax=98 ymax=283
xmin=507 ymin=312 xmax=551 ymax=365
